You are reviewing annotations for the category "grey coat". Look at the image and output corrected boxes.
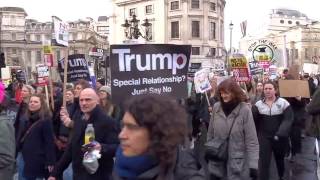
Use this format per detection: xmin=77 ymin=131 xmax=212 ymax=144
xmin=207 ymin=102 xmax=259 ymax=180
xmin=0 ymin=111 xmax=16 ymax=180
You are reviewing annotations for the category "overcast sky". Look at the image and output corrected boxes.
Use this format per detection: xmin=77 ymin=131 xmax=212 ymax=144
xmin=1 ymin=0 xmax=319 ymax=47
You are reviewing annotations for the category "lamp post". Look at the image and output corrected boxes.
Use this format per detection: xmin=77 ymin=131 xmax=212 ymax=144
xmin=227 ymin=21 xmax=234 ymax=75
xmin=121 ymin=15 xmax=152 ymax=41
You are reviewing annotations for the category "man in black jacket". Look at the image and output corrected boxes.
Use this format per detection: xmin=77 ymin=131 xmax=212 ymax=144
xmin=49 ymin=88 xmax=120 ymax=180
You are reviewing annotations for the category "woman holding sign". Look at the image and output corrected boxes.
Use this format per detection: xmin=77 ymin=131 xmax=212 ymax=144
xmin=205 ymin=78 xmax=259 ymax=180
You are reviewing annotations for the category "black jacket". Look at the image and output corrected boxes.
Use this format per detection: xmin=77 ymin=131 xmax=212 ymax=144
xmin=112 ymin=148 xmax=205 ymax=180
xmin=21 ymin=118 xmax=56 ymax=178
xmin=253 ymin=97 xmax=294 ymax=137
xmin=52 ymin=105 xmax=120 ymax=180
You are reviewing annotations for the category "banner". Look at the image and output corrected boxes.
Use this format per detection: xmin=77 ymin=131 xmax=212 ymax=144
xmin=58 ymin=54 xmax=91 ymax=83
xmin=194 ymin=69 xmax=212 ymax=93
xmin=110 ymin=44 xmax=191 ymax=103
xmin=36 ymin=64 xmax=49 ymax=86
xmin=52 ymin=16 xmax=69 ymax=47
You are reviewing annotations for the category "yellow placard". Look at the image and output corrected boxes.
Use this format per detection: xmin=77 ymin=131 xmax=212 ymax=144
xmin=230 ymin=57 xmax=247 ymax=68
xmin=43 ymin=45 xmax=53 ymax=54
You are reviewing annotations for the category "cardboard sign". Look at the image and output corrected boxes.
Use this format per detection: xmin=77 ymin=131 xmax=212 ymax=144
xmin=279 ymin=80 xmax=310 ymax=98
xmin=110 ymin=44 xmax=191 ymax=104
xmin=194 ymin=69 xmax=212 ymax=93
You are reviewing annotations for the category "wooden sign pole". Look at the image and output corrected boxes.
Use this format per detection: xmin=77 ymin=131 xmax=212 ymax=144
xmin=62 ymin=49 xmax=69 ymax=108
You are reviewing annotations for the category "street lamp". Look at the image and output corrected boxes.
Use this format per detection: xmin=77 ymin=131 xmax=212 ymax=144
xmin=121 ymin=15 xmax=152 ymax=41
xmin=229 ymin=21 xmax=234 ymax=54
xmin=227 ymin=21 xmax=234 ymax=75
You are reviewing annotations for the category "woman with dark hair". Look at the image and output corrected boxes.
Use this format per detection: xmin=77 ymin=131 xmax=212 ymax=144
xmin=253 ymin=81 xmax=294 ymax=180
xmin=250 ymin=81 xmax=264 ymax=104
xmin=113 ymin=95 xmax=205 ymax=180
xmin=206 ymin=78 xmax=259 ymax=180
xmin=18 ymin=94 xmax=55 ymax=180
xmin=14 ymin=84 xmax=35 ymax=180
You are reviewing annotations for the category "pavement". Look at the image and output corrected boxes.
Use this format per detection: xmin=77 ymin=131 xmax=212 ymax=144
xmin=194 ymin=124 xmax=320 ymax=180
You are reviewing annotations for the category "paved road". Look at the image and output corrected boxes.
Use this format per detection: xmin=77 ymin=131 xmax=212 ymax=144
xmin=194 ymin=124 xmax=319 ymax=180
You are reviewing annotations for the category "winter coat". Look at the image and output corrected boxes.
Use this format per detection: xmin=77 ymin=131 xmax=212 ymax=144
xmin=20 ymin=117 xmax=56 ymax=178
xmin=0 ymin=111 xmax=15 ymax=180
xmin=52 ymin=105 xmax=120 ymax=180
xmin=207 ymin=102 xmax=259 ymax=180
xmin=306 ymin=87 xmax=320 ymax=138
xmin=112 ymin=148 xmax=205 ymax=180
xmin=14 ymin=102 xmax=28 ymax=149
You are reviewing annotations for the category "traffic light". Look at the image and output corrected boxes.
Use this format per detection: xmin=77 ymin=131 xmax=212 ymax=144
xmin=0 ymin=53 xmax=5 ymax=68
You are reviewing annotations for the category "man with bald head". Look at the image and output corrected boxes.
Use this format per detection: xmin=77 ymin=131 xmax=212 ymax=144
xmin=49 ymin=88 xmax=119 ymax=180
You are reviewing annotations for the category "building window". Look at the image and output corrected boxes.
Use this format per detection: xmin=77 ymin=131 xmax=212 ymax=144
xmin=295 ymin=49 xmax=299 ymax=59
xmin=305 ymin=48 xmax=310 ymax=59
xmin=280 ymin=20 xmax=284 ymax=24
xmin=192 ymin=47 xmax=200 ymax=55
xmin=26 ymin=34 xmax=30 ymax=41
xmin=191 ymin=0 xmax=200 ymax=9
xmin=12 ymin=49 xmax=17 ymax=55
xmin=210 ymin=48 xmax=216 ymax=56
xmin=148 ymin=23 xmax=153 ymax=40
xmin=12 ymin=33 xmax=16 ymax=41
xmin=171 ymin=21 xmax=179 ymax=38
xmin=314 ymin=48 xmax=318 ymax=56
xmin=45 ymin=35 xmax=50 ymax=41
xmin=129 ymin=8 xmax=136 ymax=16
xmin=209 ymin=22 xmax=216 ymax=40
xmin=296 ymin=21 xmax=300 ymax=25
xmin=210 ymin=2 xmax=216 ymax=11
xmin=56 ymin=50 xmax=61 ymax=60
xmin=36 ymin=35 xmax=41 ymax=41
xmin=171 ymin=1 xmax=179 ymax=10
xmin=145 ymin=5 xmax=153 ymax=14
xmin=192 ymin=21 xmax=200 ymax=38
xmin=288 ymin=20 xmax=292 ymax=24
xmin=36 ymin=51 xmax=41 ymax=63
xmin=27 ymin=51 xmax=31 ymax=61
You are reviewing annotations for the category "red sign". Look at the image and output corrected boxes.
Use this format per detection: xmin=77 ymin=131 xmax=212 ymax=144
xmin=44 ymin=54 xmax=54 ymax=67
xmin=233 ymin=68 xmax=250 ymax=82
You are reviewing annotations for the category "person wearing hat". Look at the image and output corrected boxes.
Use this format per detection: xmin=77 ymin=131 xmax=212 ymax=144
xmin=96 ymin=78 xmax=106 ymax=91
xmin=0 ymin=81 xmax=16 ymax=180
xmin=98 ymin=86 xmax=122 ymax=123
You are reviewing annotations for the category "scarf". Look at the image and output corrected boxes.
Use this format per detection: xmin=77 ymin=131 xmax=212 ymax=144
xmin=221 ymin=100 xmax=239 ymax=117
xmin=114 ymin=147 xmax=158 ymax=179
xmin=29 ymin=111 xmax=40 ymax=123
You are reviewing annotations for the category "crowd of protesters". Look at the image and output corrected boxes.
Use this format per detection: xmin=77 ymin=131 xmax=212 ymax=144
xmin=0 ymin=70 xmax=320 ymax=180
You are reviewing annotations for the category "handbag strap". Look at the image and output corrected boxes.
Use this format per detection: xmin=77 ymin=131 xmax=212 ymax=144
xmin=226 ymin=116 xmax=237 ymax=140
xmin=20 ymin=120 xmax=42 ymax=144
